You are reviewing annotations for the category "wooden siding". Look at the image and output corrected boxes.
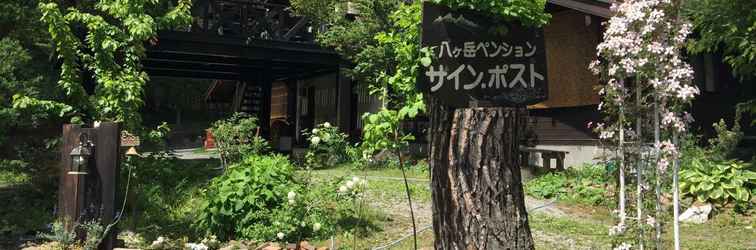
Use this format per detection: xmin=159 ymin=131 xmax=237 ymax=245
xmin=271 ymin=82 xmax=288 ymax=119
xmin=528 ymin=105 xmax=600 ymax=145
xmin=531 ymin=10 xmax=602 ymax=109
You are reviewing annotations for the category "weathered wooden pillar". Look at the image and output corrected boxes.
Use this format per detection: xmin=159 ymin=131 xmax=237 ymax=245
xmin=430 ymin=99 xmax=534 ymax=249
xmin=59 ymin=124 xmax=88 ymax=228
xmin=336 ymin=67 xmax=353 ymax=133
xmin=259 ymin=72 xmax=273 ymax=138
xmin=94 ymin=122 xmax=120 ymax=250
xmin=59 ymin=122 xmax=120 ymax=250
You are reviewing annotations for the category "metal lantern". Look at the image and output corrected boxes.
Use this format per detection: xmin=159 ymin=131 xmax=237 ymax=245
xmin=69 ymin=133 xmax=92 ymax=175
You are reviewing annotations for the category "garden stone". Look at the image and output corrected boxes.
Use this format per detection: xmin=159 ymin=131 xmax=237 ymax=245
xmin=679 ymin=203 xmax=713 ymax=224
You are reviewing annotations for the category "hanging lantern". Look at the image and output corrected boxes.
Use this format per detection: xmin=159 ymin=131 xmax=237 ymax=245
xmin=69 ymin=133 xmax=92 ymax=175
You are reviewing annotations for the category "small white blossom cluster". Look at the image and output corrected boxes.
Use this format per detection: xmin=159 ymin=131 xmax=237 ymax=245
xmin=646 ymin=215 xmax=656 ymax=226
xmin=287 ymin=191 xmax=297 ymax=205
xmin=185 ymin=243 xmax=209 ymax=250
xmin=609 ymin=222 xmax=627 ymax=236
xmin=150 ymin=236 xmax=168 ymax=249
xmin=654 ymin=140 xmax=678 ymax=173
xmin=339 ymin=176 xmax=368 ymax=195
xmin=309 ymin=122 xmax=333 ymax=146
xmin=590 ymin=0 xmax=697 ymax=174
xmin=200 ymin=235 xmax=221 ymax=249
xmin=614 ymin=242 xmax=633 ymax=250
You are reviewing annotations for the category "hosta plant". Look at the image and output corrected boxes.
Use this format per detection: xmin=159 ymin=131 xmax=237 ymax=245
xmin=680 ymin=159 xmax=756 ymax=204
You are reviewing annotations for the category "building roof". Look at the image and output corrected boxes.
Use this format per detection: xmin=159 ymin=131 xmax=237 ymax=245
xmin=548 ymin=0 xmax=612 ymax=18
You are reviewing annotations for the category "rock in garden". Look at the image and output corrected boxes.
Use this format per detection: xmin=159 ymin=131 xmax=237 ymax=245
xmin=679 ymin=203 xmax=713 ymax=224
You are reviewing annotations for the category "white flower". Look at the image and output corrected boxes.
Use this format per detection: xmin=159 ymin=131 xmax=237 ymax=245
xmin=313 ymin=222 xmax=321 ymax=231
xmin=338 ymin=185 xmax=348 ymax=193
xmin=646 ymin=215 xmax=656 ymax=226
xmin=288 ymin=191 xmax=296 ymax=200
xmin=277 ymin=232 xmax=285 ymax=240
xmin=323 ymin=122 xmax=332 ymax=128
xmin=311 ymin=136 xmax=321 ymax=145
xmin=346 ymin=180 xmax=355 ymax=189
xmin=301 ymin=221 xmax=307 ymax=227
xmin=613 ymin=242 xmax=632 ymax=250
xmin=608 ymin=222 xmax=626 ymax=236
xmin=185 ymin=243 xmax=209 ymax=250
xmin=352 ymin=176 xmax=360 ymax=183
xmin=312 ymin=128 xmax=319 ymax=134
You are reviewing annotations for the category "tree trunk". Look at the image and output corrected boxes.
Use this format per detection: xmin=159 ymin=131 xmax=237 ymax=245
xmin=429 ymin=98 xmax=534 ymax=250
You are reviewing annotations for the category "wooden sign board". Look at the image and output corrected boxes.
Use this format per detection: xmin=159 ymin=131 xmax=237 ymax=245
xmin=120 ymin=131 xmax=140 ymax=147
xmin=419 ymin=2 xmax=548 ymax=107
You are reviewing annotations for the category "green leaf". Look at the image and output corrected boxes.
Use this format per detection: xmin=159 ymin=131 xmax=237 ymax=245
xmin=420 ymin=56 xmax=432 ymax=67
xmin=735 ymin=188 xmax=749 ymax=202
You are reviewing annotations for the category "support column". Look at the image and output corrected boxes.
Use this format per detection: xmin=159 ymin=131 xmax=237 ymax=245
xmin=94 ymin=122 xmax=120 ymax=250
xmin=259 ymin=72 xmax=273 ymax=138
xmin=336 ymin=67 xmax=353 ymax=133
xmin=59 ymin=122 xmax=120 ymax=250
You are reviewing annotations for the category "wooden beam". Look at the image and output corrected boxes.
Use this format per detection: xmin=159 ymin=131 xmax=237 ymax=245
xmin=547 ymin=0 xmax=612 ymax=18
xmin=283 ymin=16 xmax=310 ymax=40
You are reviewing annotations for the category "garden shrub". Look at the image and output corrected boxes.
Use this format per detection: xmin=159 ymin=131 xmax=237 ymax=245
xmin=197 ymin=154 xmax=358 ymax=242
xmin=302 ymin=122 xmax=354 ymax=169
xmin=525 ymin=164 xmax=614 ymax=206
xmin=197 ymin=154 xmax=296 ymax=240
xmin=678 ymin=116 xmax=755 ymax=208
xmin=525 ymin=173 xmax=567 ymax=199
xmin=680 ymin=158 xmax=755 ymax=204
xmin=210 ymin=113 xmax=270 ymax=167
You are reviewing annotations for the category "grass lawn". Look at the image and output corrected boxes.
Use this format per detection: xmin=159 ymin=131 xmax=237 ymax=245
xmin=5 ymin=159 xmax=751 ymax=249
xmin=306 ymin=165 xmax=755 ymax=250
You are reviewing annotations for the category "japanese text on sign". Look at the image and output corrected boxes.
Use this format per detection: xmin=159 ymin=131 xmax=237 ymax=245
xmin=419 ymin=2 xmax=548 ymax=107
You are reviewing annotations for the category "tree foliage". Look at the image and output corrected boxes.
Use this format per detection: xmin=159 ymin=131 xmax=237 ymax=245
xmin=685 ymin=0 xmax=756 ymax=78
xmin=27 ymin=0 xmax=191 ymax=130
xmin=432 ymin=0 xmax=550 ymax=26
xmin=0 ymin=0 xmax=61 ymax=142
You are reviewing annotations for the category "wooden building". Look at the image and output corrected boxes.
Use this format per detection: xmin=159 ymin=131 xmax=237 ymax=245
xmin=146 ymin=0 xmax=753 ymax=163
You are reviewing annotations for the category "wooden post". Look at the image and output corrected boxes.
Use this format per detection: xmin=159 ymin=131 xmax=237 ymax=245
xmin=94 ymin=122 xmax=120 ymax=250
xmin=58 ymin=123 xmax=120 ymax=250
xmin=260 ymin=72 xmax=273 ymax=138
xmin=429 ymin=99 xmax=534 ymax=249
xmin=336 ymin=67 xmax=353 ymax=133
xmin=59 ymin=124 xmax=87 ymax=229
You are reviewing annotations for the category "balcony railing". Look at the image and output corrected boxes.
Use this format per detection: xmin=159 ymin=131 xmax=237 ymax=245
xmin=187 ymin=0 xmax=316 ymax=42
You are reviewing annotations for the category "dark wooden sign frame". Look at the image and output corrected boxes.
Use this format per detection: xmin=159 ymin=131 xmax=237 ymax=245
xmin=419 ymin=2 xmax=548 ymax=108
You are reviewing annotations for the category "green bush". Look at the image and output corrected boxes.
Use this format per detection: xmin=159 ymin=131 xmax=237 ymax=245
xmin=680 ymin=159 xmax=755 ymax=204
xmin=197 ymin=154 xmax=363 ymax=242
xmin=121 ymin=151 xmax=219 ymax=240
xmin=210 ymin=113 xmax=270 ymax=167
xmin=525 ymin=164 xmax=613 ymax=206
xmin=197 ymin=154 xmax=296 ymax=240
xmin=302 ymin=122 xmax=355 ymax=169
xmin=525 ymin=173 xmax=567 ymax=199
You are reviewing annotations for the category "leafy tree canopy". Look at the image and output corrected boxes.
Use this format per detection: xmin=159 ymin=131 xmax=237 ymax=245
xmin=685 ymin=0 xmax=756 ymax=78
xmin=0 ymin=0 xmax=61 ymax=143
xmin=19 ymin=0 xmax=192 ymax=131
xmin=433 ymin=0 xmax=550 ymax=26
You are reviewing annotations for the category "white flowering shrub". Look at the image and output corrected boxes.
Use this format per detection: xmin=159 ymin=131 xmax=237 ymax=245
xmin=590 ymin=0 xmax=698 ymax=247
xmin=302 ymin=122 xmax=354 ymax=169
xmin=197 ymin=155 xmax=364 ymax=243
xmin=590 ymin=0 xmax=697 ymax=172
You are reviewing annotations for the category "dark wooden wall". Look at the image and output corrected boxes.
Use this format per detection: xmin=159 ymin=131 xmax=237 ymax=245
xmin=528 ymin=105 xmax=600 ymax=145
